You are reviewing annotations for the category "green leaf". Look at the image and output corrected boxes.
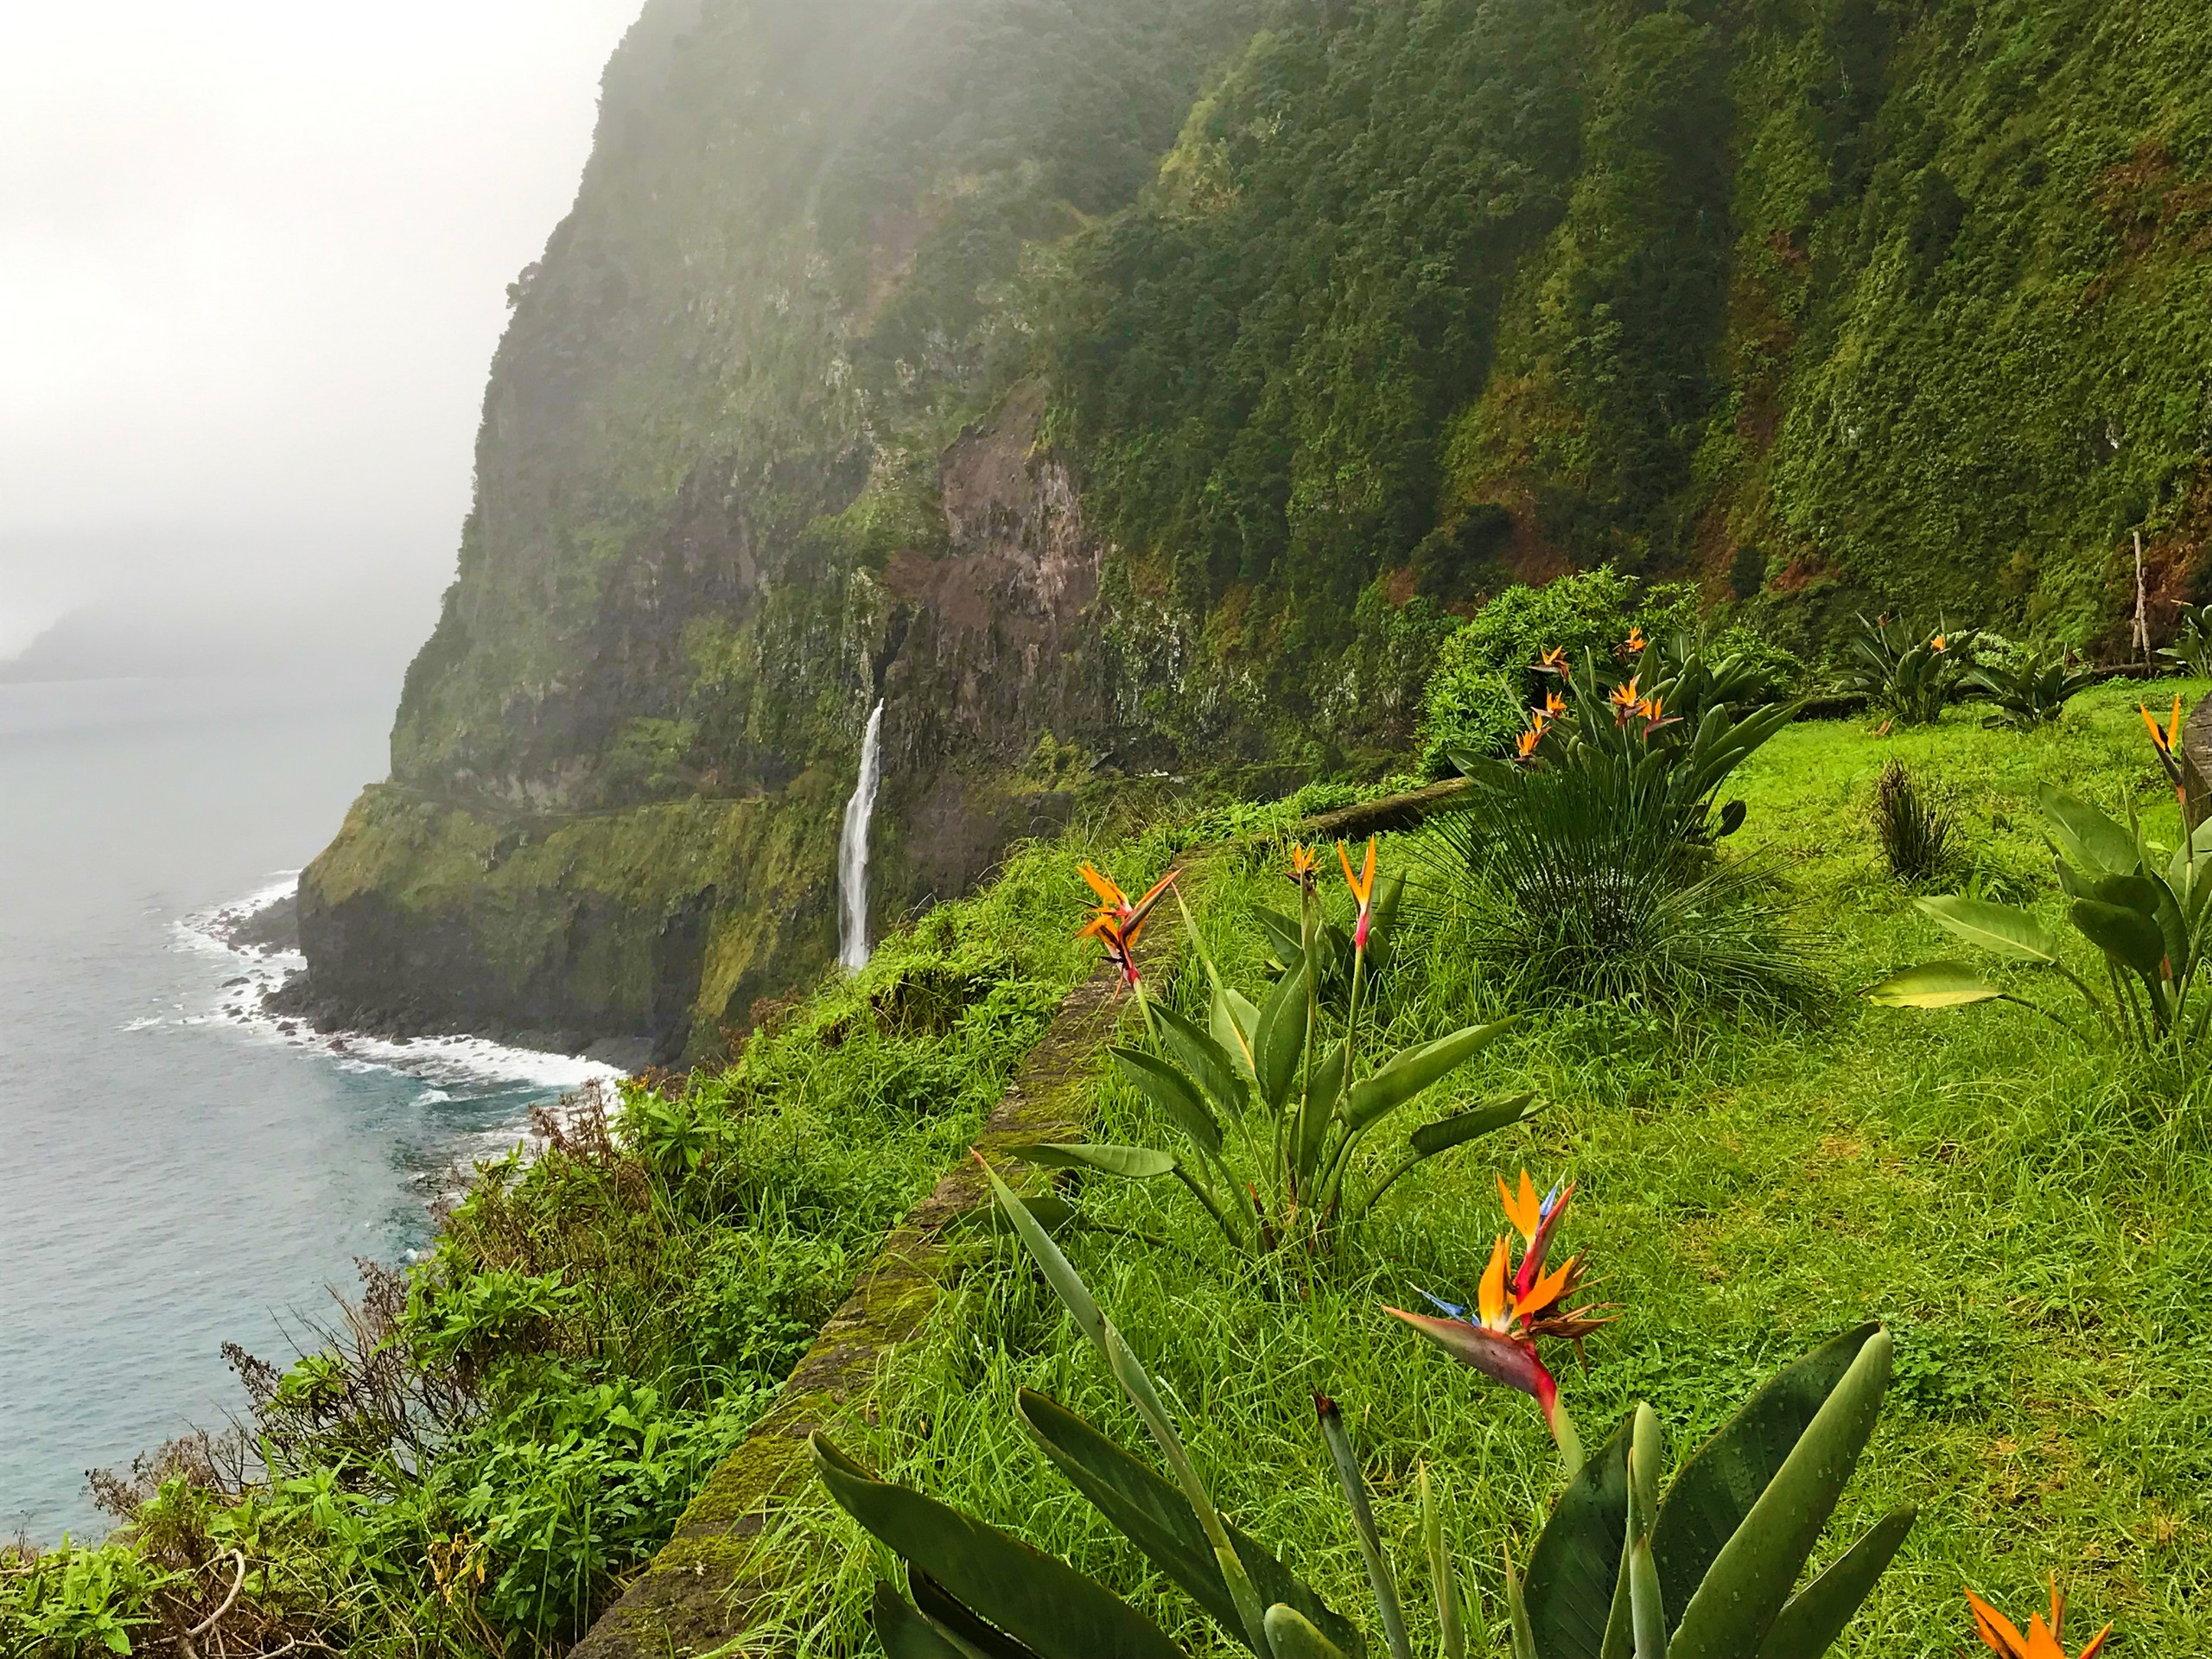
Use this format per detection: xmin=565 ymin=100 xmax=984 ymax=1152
xmin=1652 ymin=1324 xmax=1878 ymax=1635
xmin=1668 ymin=1330 xmax=1892 ymax=1659
xmin=1002 ymin=1143 xmax=1176 ymax=1180
xmin=2069 ymin=898 xmax=2166 ymax=982
xmin=1911 ymin=897 xmax=2060 ymax=963
xmin=1754 ymin=1507 xmax=1916 ymax=1658
xmin=1342 ymin=1019 xmax=1516 ymax=1132
xmin=812 ymin=1433 xmax=1185 ymax=1659
xmin=2037 ymin=785 xmax=2139 ymax=877
xmin=1016 ymin=1391 xmax=1364 ymax=1659
xmin=1862 ymin=962 xmax=2005 ymax=1008
xmin=1294 ymin=1039 xmax=1347 ymax=1185
xmin=1264 ymin=1605 xmax=1350 ymax=1659
xmin=1408 ymin=1092 xmax=1538 ymax=1157
xmin=944 ymin=1189 xmax=1083 ymax=1241
xmin=1366 ymin=871 xmax=1407 ymax=969
xmin=1112 ymin=1047 xmax=1222 ymax=1160
xmin=1212 ymin=983 xmax=1260 ymax=1079
xmin=980 ymin=1160 xmax=1107 ymax=1353
xmin=1254 ymin=960 xmax=1312 ymax=1112
xmin=1523 ymin=1416 xmax=1633 ymax=1659
xmin=1254 ymin=906 xmax=1304 ymax=968
xmin=907 ymin=1573 xmax=1043 ymax=1659
xmin=1155 ymin=1001 xmax=1248 ymax=1121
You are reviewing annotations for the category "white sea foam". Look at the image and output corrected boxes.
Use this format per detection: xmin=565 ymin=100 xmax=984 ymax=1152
xmin=150 ymin=874 xmax=623 ymax=1108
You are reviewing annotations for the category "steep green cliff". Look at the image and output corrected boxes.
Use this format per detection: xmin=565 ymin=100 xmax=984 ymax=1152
xmin=302 ymin=0 xmax=2212 ymax=1058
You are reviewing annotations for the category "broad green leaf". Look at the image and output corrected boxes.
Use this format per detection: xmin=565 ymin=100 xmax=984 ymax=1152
xmin=1254 ymin=960 xmax=1311 ymax=1112
xmin=1155 ymin=1001 xmax=1248 ymax=1121
xmin=2069 ymin=899 xmax=2166 ymax=982
xmin=1212 ymin=983 xmax=1260 ymax=1079
xmin=1668 ymin=1330 xmax=1892 ymax=1659
xmin=1342 ymin=1019 xmax=1516 ymax=1132
xmin=1294 ymin=1039 xmax=1347 ymax=1184
xmin=2088 ymin=871 xmax=2188 ymax=979
xmin=812 ymin=1433 xmax=1185 ymax=1659
xmin=1408 ymin=1092 xmax=1537 ymax=1157
xmin=1912 ymin=896 xmax=2059 ymax=963
xmin=1112 ymin=1048 xmax=1222 ymax=1159
xmin=1253 ymin=906 xmax=1304 ymax=968
xmin=910 ymin=1571 xmax=1046 ymax=1659
xmin=1754 ymin=1507 xmax=1916 ymax=1658
xmin=872 ymin=1582 xmax=996 ymax=1659
xmin=2037 ymin=785 xmax=2139 ymax=877
xmin=1264 ymin=1605 xmax=1350 ymax=1659
xmin=1002 ymin=1143 xmax=1176 ymax=1180
xmin=982 ymin=1159 xmax=1109 ymax=1357
xmin=1652 ymin=1324 xmax=1878 ymax=1634
xmin=944 ymin=1189 xmax=1083 ymax=1241
xmin=1366 ymin=871 xmax=1407 ymax=969
xmin=1018 ymin=1391 xmax=1363 ymax=1658
xmin=1862 ymin=963 xmax=2005 ymax=1009
xmin=1523 ymin=1417 xmax=1633 ymax=1659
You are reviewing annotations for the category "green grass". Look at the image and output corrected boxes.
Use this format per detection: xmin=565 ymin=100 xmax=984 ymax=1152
xmin=781 ymin=678 xmax=2212 ymax=1656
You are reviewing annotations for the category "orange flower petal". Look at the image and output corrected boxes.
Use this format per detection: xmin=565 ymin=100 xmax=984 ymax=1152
xmin=1497 ymin=1170 xmax=1541 ymax=1241
xmin=1513 ymin=1250 xmax=1581 ymax=1322
xmin=1079 ymin=861 xmax=1127 ymax=909
xmin=1477 ymin=1236 xmax=1510 ymax=1331
xmin=1965 ymin=1587 xmax=2031 ymax=1658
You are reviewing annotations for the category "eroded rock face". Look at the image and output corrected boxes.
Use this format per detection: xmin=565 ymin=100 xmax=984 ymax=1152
xmin=293 ymin=0 xmax=1262 ymax=1058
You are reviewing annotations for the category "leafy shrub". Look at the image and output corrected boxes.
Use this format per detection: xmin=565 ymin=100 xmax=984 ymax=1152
xmin=1418 ymin=570 xmax=1800 ymax=772
xmin=1419 ymin=766 xmax=1816 ymax=1010
xmin=1871 ymin=760 xmax=1955 ymax=883
xmin=1838 ymin=615 xmax=1976 ymax=724
xmin=1416 ymin=567 xmax=1649 ymax=771
xmin=2160 ymin=602 xmax=2212 ymax=677
xmin=1420 ymin=632 xmax=1813 ymax=1009
xmin=1961 ymin=636 xmax=2098 ymax=727
xmin=1869 ymin=782 xmax=2212 ymax=1061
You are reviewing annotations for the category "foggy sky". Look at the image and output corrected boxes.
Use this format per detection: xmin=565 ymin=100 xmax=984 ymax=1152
xmin=0 ymin=2 xmax=641 ymax=682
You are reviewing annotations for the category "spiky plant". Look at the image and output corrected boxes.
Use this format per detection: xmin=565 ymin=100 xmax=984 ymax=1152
xmin=1870 ymin=760 xmax=1954 ymax=884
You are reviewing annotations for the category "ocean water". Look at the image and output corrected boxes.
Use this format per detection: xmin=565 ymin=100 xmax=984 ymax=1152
xmin=0 ymin=677 xmax=616 ymax=1543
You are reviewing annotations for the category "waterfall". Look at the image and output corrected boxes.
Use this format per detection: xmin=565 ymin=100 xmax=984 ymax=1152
xmin=838 ymin=700 xmax=886 ymax=969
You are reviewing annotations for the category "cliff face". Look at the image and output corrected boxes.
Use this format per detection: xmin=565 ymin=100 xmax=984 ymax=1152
xmin=302 ymin=0 xmax=2212 ymax=1058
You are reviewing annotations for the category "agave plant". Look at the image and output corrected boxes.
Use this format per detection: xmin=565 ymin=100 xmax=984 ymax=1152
xmin=1028 ymin=842 xmax=1530 ymax=1255
xmin=1961 ymin=642 xmax=2099 ymax=728
xmin=1839 ymin=614 xmax=1974 ymax=725
xmin=811 ymin=1170 xmax=1914 ymax=1659
xmin=1866 ymin=776 xmax=2212 ymax=1052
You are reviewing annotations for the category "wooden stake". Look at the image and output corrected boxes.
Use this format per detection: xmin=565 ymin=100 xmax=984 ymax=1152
xmin=2134 ymin=528 xmax=2151 ymax=659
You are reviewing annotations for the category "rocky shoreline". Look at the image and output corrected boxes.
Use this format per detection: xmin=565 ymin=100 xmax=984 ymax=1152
xmin=206 ymin=882 xmax=653 ymax=1074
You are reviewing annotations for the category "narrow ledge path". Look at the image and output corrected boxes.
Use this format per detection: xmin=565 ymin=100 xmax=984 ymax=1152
xmin=572 ymin=782 xmax=1467 ymax=1658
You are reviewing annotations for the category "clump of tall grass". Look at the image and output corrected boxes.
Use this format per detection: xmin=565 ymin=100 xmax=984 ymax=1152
xmin=1871 ymin=757 xmax=1955 ymax=882
xmin=1414 ymin=766 xmax=1818 ymax=1012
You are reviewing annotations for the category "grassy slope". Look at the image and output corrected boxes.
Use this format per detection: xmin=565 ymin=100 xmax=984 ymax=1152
xmin=785 ymin=678 xmax=2212 ymax=1655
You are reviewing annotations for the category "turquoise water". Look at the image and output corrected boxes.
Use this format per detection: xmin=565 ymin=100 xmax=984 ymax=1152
xmin=0 ymin=678 xmax=611 ymax=1542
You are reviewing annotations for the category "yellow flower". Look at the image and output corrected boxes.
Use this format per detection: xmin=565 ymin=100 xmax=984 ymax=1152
xmin=1965 ymin=1577 xmax=2107 ymax=1659
xmin=1535 ymin=645 xmax=1568 ymax=675
xmin=1542 ymin=691 xmax=1567 ymax=717
xmin=1931 ymin=633 xmax=1948 ymax=652
xmin=1624 ymin=625 xmax=1647 ymax=653
xmin=1288 ymin=843 xmax=1322 ymax=890
xmin=1515 ymin=724 xmax=1545 ymax=760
